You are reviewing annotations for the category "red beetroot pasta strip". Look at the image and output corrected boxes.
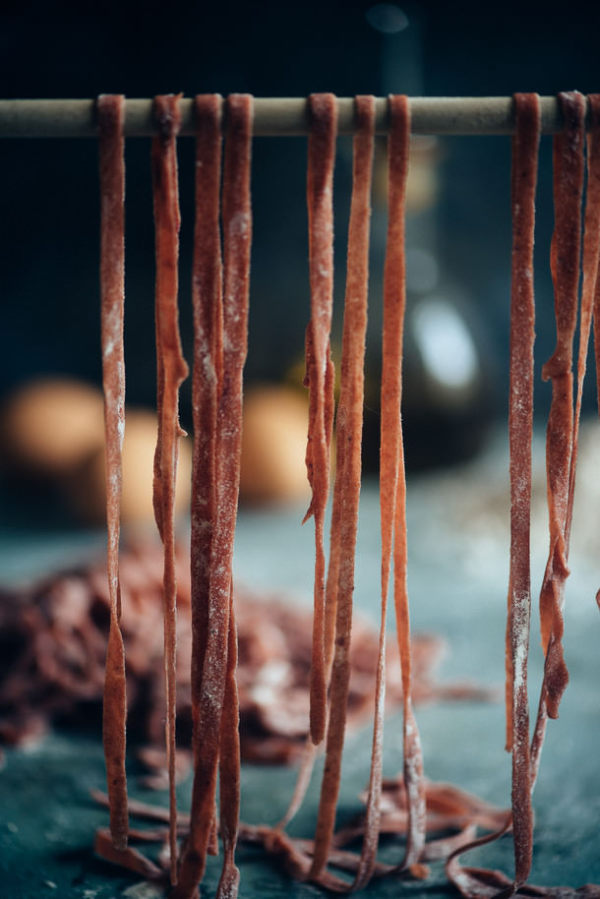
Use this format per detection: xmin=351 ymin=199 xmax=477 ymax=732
xmin=309 ymin=95 xmax=374 ymax=883
xmin=276 ymin=739 xmax=318 ymax=831
xmin=94 ymin=828 xmax=163 ymax=881
xmin=304 ymin=93 xmax=337 ymax=746
xmin=151 ymin=93 xmax=189 ymax=884
xmin=284 ymin=187 xmax=347 ymax=828
xmin=447 ymin=822 xmax=600 ymax=899
xmin=504 ymin=94 xmax=540 ymax=755
xmin=536 ymin=92 xmax=584 ymax=717
xmin=217 ymin=592 xmax=241 ymax=899
xmin=189 ymin=93 xmax=222 ymax=724
xmin=174 ymin=93 xmax=253 ymax=899
xmin=528 ymin=96 xmax=586 ymax=809
xmin=209 ymin=93 xmax=253 ymax=899
xmin=98 ymin=93 xmax=128 ymax=852
xmin=323 ymin=487 xmax=343 ymax=679
xmin=505 ymin=93 xmax=540 ymax=890
xmin=386 ymin=95 xmax=427 ymax=872
xmin=568 ymin=94 xmax=600 ymax=545
xmin=530 ymin=93 xmax=589 ymax=786
xmin=187 ymin=92 xmax=223 ymax=868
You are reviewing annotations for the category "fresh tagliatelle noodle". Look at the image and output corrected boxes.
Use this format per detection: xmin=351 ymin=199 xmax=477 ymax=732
xmin=89 ymin=92 xmax=600 ymax=898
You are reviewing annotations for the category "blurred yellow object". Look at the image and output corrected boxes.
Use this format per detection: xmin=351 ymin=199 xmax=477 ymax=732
xmin=1 ymin=377 xmax=105 ymax=475
xmin=68 ymin=408 xmax=192 ymax=526
xmin=240 ymin=385 xmax=311 ymax=506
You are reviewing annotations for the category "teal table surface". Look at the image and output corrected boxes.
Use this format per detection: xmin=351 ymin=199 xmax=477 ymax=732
xmin=2 ymin=438 xmax=600 ymax=898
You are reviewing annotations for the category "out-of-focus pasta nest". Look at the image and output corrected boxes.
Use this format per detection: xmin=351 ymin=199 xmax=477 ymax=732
xmin=0 ymin=540 xmax=493 ymax=778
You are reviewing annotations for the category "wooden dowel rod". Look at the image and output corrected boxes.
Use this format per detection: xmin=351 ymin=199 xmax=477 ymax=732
xmin=0 ymin=96 xmax=581 ymax=138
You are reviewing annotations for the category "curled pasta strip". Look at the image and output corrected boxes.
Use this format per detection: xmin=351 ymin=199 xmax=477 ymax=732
xmin=535 ymin=92 xmax=585 ymax=723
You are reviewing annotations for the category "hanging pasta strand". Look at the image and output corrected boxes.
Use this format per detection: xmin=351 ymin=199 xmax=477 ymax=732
xmin=504 ymin=92 xmax=540 ymax=890
xmin=98 ymin=93 xmax=128 ymax=852
xmin=151 ymin=92 xmax=189 ymax=885
xmin=539 ymin=90 xmax=584 ymax=679
xmin=281 ymin=127 xmax=341 ymax=815
xmin=304 ymin=93 xmax=337 ymax=747
xmin=309 ymin=94 xmax=374 ymax=883
xmin=504 ymin=93 xmax=540 ymax=755
xmin=211 ymin=94 xmax=255 ymax=898
xmin=567 ymin=94 xmax=600 ymax=547
xmin=184 ymin=93 xmax=223 ymax=886
xmin=528 ymin=94 xmax=586 ymax=800
xmin=530 ymin=92 xmax=590 ymax=787
xmin=385 ymin=94 xmax=427 ymax=872
xmin=340 ymin=94 xmax=387 ymax=891
xmin=174 ymin=93 xmax=252 ymax=899
xmin=217 ymin=589 xmax=241 ymax=899
xmin=189 ymin=92 xmax=222 ymax=744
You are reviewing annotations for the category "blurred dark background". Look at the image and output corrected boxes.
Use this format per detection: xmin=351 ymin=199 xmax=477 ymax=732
xmin=1 ymin=0 xmax=599 ymax=487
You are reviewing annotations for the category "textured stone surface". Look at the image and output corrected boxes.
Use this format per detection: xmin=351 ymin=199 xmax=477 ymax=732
xmin=1 ymin=448 xmax=600 ymax=896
